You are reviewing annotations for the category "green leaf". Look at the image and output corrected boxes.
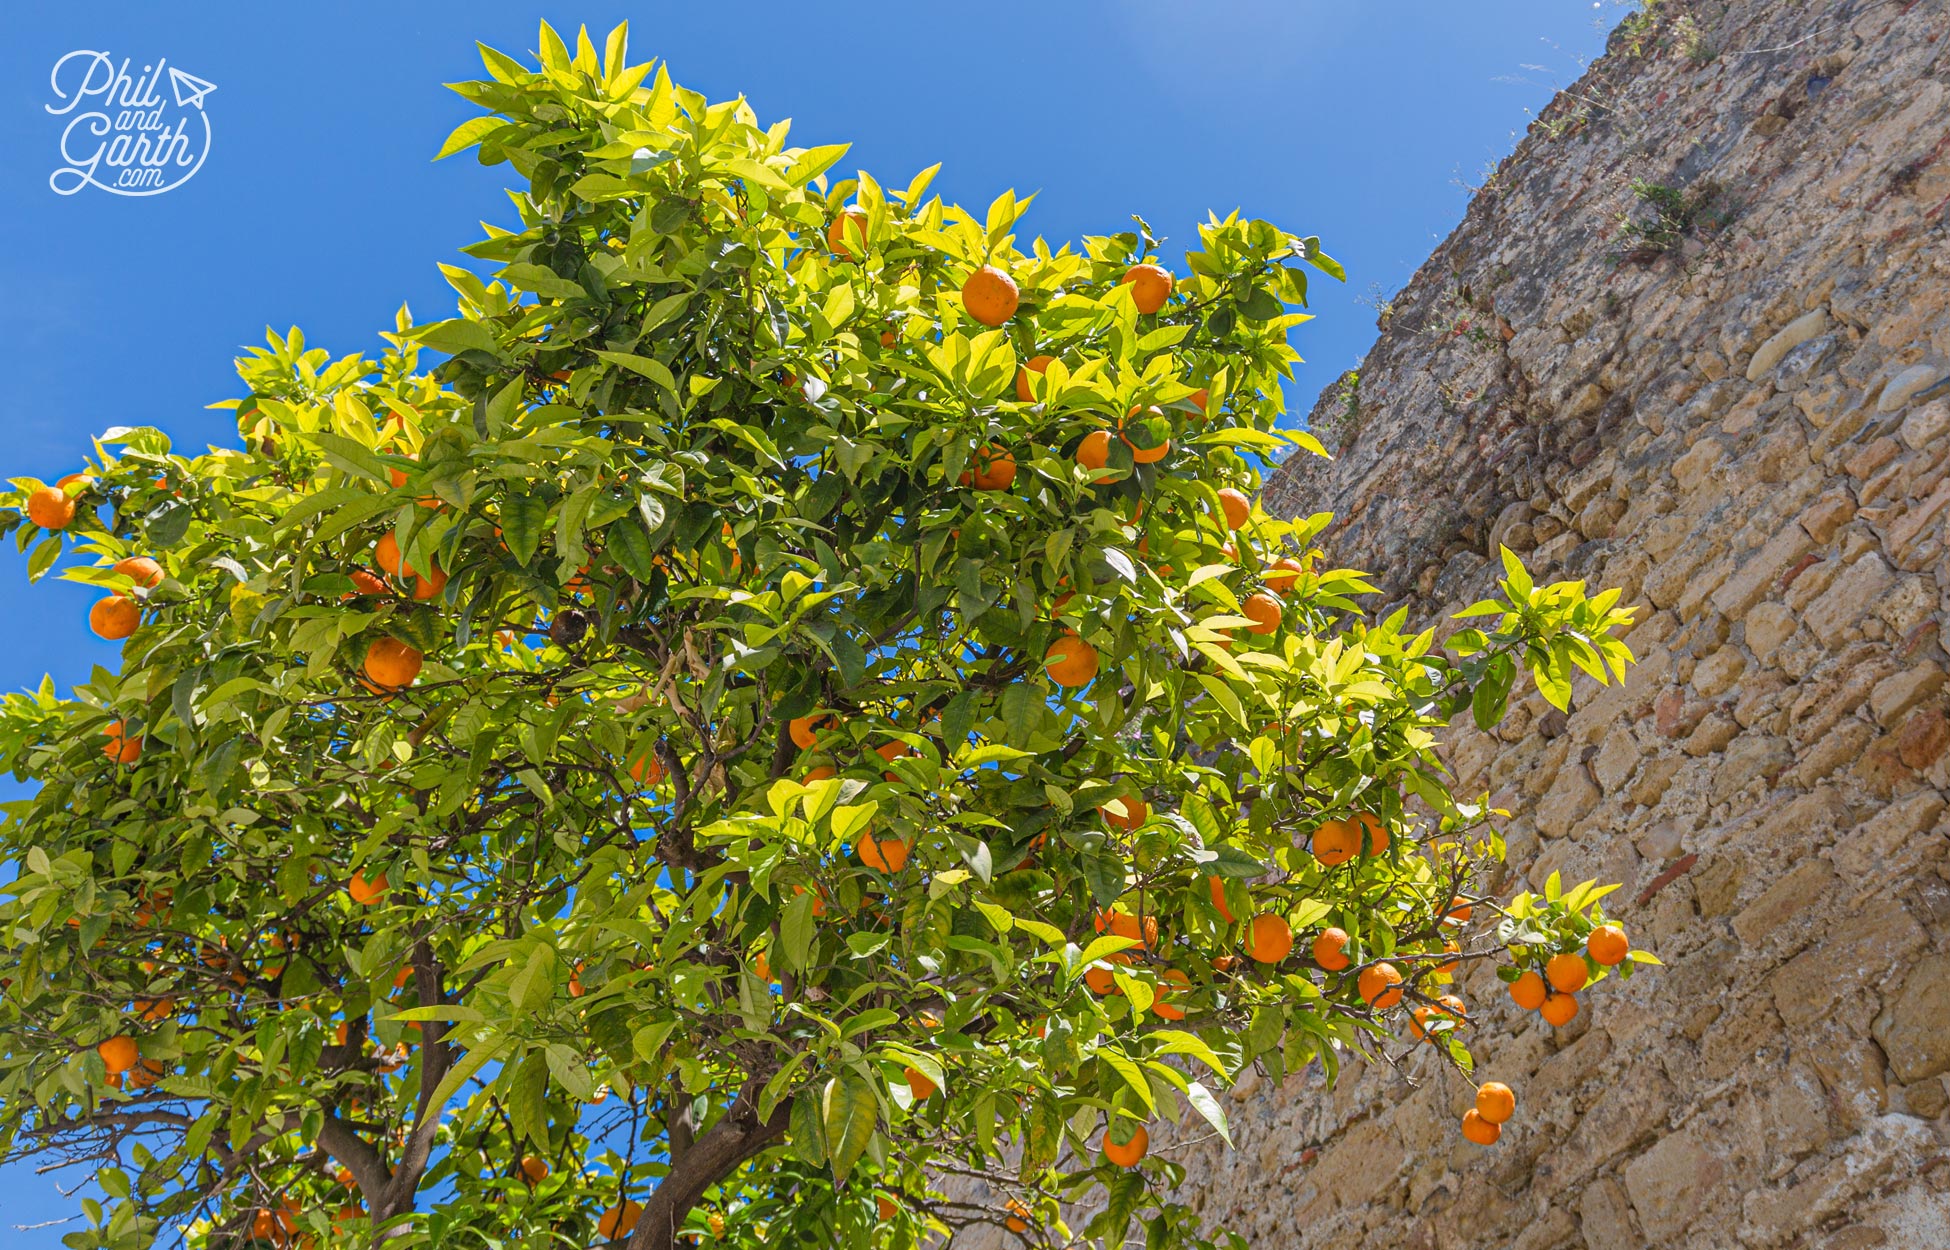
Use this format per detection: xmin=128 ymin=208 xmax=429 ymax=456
xmin=821 ymin=1071 xmax=877 ymax=1182
xmin=1185 ymin=1080 xmax=1233 ymax=1146
xmin=500 ymin=491 xmax=549 ymax=566
xmin=595 ymin=349 xmax=677 ymax=393
xmin=780 ymin=891 xmax=816 ymax=971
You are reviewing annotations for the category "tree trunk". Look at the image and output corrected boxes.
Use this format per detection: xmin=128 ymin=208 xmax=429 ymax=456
xmin=622 ymin=1083 xmax=791 ymax=1250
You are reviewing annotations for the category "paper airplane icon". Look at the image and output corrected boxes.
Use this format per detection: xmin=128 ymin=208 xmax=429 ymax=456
xmin=168 ymin=67 xmax=217 ymax=110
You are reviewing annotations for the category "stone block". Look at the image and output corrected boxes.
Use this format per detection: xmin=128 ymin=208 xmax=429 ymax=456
xmin=1831 ymin=789 xmax=1947 ymax=882
xmin=1803 ymin=554 xmax=1896 ymax=648
xmin=1711 ymin=525 xmax=1815 ymax=618
xmin=1579 ymin=1176 xmax=1646 ymax=1250
xmin=1878 ymin=362 xmax=1947 ymax=412
xmin=1623 ymin=1128 xmax=1724 ymax=1242
xmin=1869 ymin=663 xmax=1945 ymax=727
xmin=1745 ymin=601 xmax=1799 ymax=659
xmin=1873 ymin=956 xmax=1950 ymax=1083
xmin=1748 ymin=310 xmax=1831 ymax=382
xmin=1899 ymin=397 xmax=1949 ymax=449
xmin=1732 ymin=859 xmax=1839 ymax=947
xmin=1770 ymin=899 xmax=1928 ymax=1031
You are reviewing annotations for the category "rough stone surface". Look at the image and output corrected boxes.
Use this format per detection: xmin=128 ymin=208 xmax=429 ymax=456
xmin=1159 ymin=4 xmax=1950 ymax=1248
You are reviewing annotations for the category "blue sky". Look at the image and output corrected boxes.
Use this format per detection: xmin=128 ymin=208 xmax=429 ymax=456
xmin=0 ymin=1 xmax=1615 ymax=1239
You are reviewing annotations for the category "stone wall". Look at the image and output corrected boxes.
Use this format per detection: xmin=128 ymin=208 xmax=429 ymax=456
xmin=1176 ymin=1 xmax=1950 ymax=1246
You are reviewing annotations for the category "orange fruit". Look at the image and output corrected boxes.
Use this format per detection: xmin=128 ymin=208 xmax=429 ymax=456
xmin=1242 ymin=591 xmax=1283 ymax=635
xmin=1208 ymin=876 xmax=1236 ymax=923
xmin=519 ymin=1156 xmax=548 ymax=1184
xmin=1016 ymin=355 xmax=1055 ymax=402
xmin=346 ymin=570 xmax=388 ymax=598
xmin=826 ymin=206 xmax=869 ymax=259
xmin=904 ymin=1065 xmax=938 ymax=1100
xmin=1045 ymin=634 xmax=1099 ymax=687
xmin=348 ymin=870 xmax=388 ymax=906
xmin=1263 ymin=557 xmax=1303 ymax=592
xmin=598 ymin=1201 xmax=642 ymax=1239
xmin=1005 ymin=1199 xmax=1031 ymax=1233
xmin=753 ymin=950 xmax=774 ymax=983
xmin=374 ymin=532 xmax=414 ymax=580
xmin=1313 ymin=927 xmax=1351 ymax=971
xmin=1246 ymin=912 xmax=1293 ymax=964
xmin=27 ymin=486 xmax=77 ymax=530
xmin=103 ymin=720 xmax=143 ymax=765
xmin=787 ymin=714 xmax=829 ymax=750
xmin=1311 ymin=819 xmax=1360 ymax=867
xmin=363 ymin=638 xmax=423 ymax=691
xmin=1475 ymin=1082 xmax=1516 ymax=1124
xmin=1460 ymin=1109 xmax=1501 ymax=1145
xmin=1587 ymin=924 xmax=1629 ymax=966
xmin=877 ymin=1194 xmax=899 ymax=1221
xmin=880 ymin=329 xmax=897 ymax=347
xmin=1546 ymin=952 xmax=1589 ymax=993
xmin=1102 ymin=1121 xmax=1149 ymax=1168
xmin=875 ymin=739 xmax=914 ymax=780
xmin=794 ymin=883 xmax=828 ymax=918
xmin=97 ymin=1035 xmax=139 ymax=1075
xmin=411 ymin=564 xmax=448 ymax=601
xmin=1094 ymin=907 xmax=1158 ymax=949
xmin=1084 ymin=963 xmax=1119 ymax=995
xmin=629 ymin=749 xmax=666 ymax=788
xmin=1508 ymin=969 xmax=1548 ymax=1011
xmin=1151 ymin=969 xmax=1192 ymax=1020
xmin=135 ymin=996 xmax=172 ymax=1023
xmin=90 ymin=595 xmax=140 ymax=640
xmin=1121 ymin=263 xmax=1174 ymax=314
xmin=1540 ymin=991 xmax=1579 ymax=1027
xmin=1188 ymin=387 xmax=1210 ymax=417
xmin=962 ymin=265 xmax=1019 ymax=327
xmin=802 ymin=764 xmax=836 ymax=782
xmin=1216 ymin=487 xmax=1251 ymax=531
xmin=1120 ymin=406 xmax=1171 ymax=463
xmin=1075 ymin=428 xmax=1113 ymax=471
xmin=1444 ymin=897 xmax=1475 ymax=924
xmin=1355 ymin=811 xmax=1390 ymax=856
xmin=1357 ymin=962 xmax=1404 ymax=1009
xmin=1433 ymin=940 xmax=1461 ymax=977
xmin=858 ymin=833 xmax=910 ymax=874
xmin=961 ymin=443 xmax=1017 ymax=491
xmin=1100 ymin=795 xmax=1148 ymax=832
xmin=113 ymin=557 xmax=163 ymax=589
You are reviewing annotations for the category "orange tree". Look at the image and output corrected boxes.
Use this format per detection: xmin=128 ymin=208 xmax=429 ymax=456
xmin=0 ymin=23 xmax=1649 ymax=1250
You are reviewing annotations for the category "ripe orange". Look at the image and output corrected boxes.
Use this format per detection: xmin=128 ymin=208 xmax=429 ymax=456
xmin=135 ymin=996 xmax=173 ymax=1023
xmin=519 ymin=1156 xmax=548 ymax=1184
xmin=1121 ymin=263 xmax=1174 ymax=314
xmin=374 ymin=532 xmax=414 ymax=580
xmin=363 ymin=637 xmax=423 ymax=691
xmin=753 ymin=950 xmax=774 ymax=983
xmin=1311 ymin=819 xmax=1360 ymax=867
xmin=875 ymin=739 xmax=914 ymax=780
xmin=1120 ymin=406 xmax=1171 ymax=463
xmin=1005 ymin=1199 xmax=1031 ymax=1233
xmin=1263 ymin=557 xmax=1303 ymax=592
xmin=802 ymin=764 xmax=836 ymax=782
xmin=1094 ymin=907 xmax=1158 ymax=950
xmin=27 ymin=486 xmax=77 ymax=531
xmin=1354 ymin=811 xmax=1389 ymax=856
xmin=1357 ymin=962 xmax=1404 ymax=1009
xmin=1188 ymin=387 xmax=1211 ymax=417
xmin=1084 ymin=963 xmax=1119 ymax=995
xmin=962 ymin=265 xmax=1019 ymax=327
xmin=1461 ymin=1109 xmax=1501 ymax=1145
xmin=348 ymin=871 xmax=388 ymax=906
xmin=858 ymin=832 xmax=910 ymax=874
xmin=1313 ymin=927 xmax=1351 ymax=971
xmin=1016 ymin=355 xmax=1055 ymax=402
xmin=1546 ymin=952 xmax=1589 ymax=993
xmin=629 ymin=749 xmax=666 ymax=788
xmin=113 ymin=556 xmax=164 ymax=589
xmin=1508 ymin=969 xmax=1548 ymax=1011
xmin=97 ymin=1035 xmax=139 ymax=1075
xmin=1045 ymin=634 xmax=1099 ymax=687
xmin=826 ymin=206 xmax=869 ymax=259
xmin=880 ymin=329 xmax=898 ymax=347
xmin=1433 ymin=941 xmax=1461 ymax=977
xmin=90 ymin=595 xmax=141 ymax=640
xmin=904 ymin=1065 xmax=937 ymax=1100
xmin=960 ymin=443 xmax=1017 ymax=491
xmin=1540 ymin=991 xmax=1579 ymax=1027
xmin=1444 ymin=898 xmax=1474 ymax=924
xmin=1102 ymin=1121 xmax=1149 ymax=1168
xmin=1587 ymin=924 xmax=1629 ymax=966
xmin=347 ymin=570 xmax=388 ymax=599
xmin=1476 ymin=1081 xmax=1515 ymax=1124
xmin=1243 ymin=591 xmax=1284 ymax=635
xmin=598 ymin=1201 xmax=643 ymax=1239
xmin=877 ymin=1194 xmax=899 ymax=1221
xmin=1075 ymin=429 xmax=1113 ymax=471
xmin=103 ymin=720 xmax=143 ymax=765
xmin=1100 ymin=795 xmax=1148 ymax=832
xmin=1247 ymin=912 xmax=1293 ymax=964
xmin=411 ymin=564 xmax=448 ymax=602
xmin=788 ymin=714 xmax=830 ymax=750
xmin=1151 ymin=969 xmax=1192 ymax=1020
xmin=1207 ymin=876 xmax=1236 ymax=923
xmin=1216 ymin=487 xmax=1251 ymax=531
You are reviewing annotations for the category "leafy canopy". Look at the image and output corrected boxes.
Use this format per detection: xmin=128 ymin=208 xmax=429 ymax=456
xmin=0 ymin=21 xmax=1642 ymax=1250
